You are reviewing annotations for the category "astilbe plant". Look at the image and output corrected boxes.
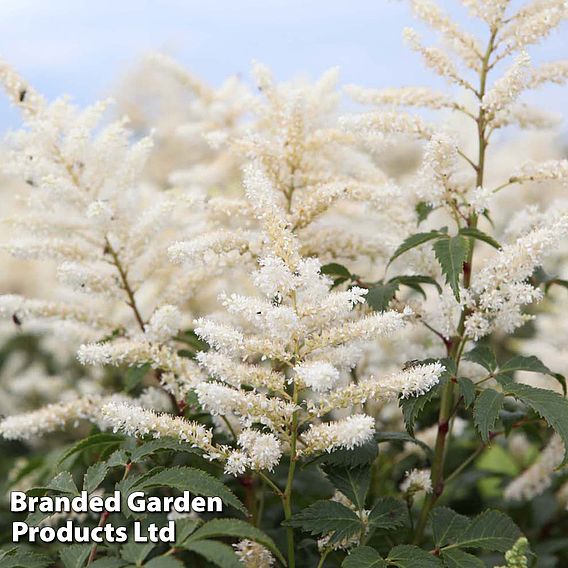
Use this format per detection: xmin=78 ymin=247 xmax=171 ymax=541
xmin=0 ymin=0 xmax=568 ymax=567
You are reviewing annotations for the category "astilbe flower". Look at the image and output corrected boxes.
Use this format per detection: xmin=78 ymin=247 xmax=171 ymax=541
xmin=504 ymin=434 xmax=566 ymax=502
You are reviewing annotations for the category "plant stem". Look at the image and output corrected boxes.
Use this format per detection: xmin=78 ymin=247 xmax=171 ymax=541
xmin=104 ymin=237 xmax=146 ymax=332
xmin=316 ymin=549 xmax=330 ymax=568
xmin=413 ymin=27 xmax=498 ymax=544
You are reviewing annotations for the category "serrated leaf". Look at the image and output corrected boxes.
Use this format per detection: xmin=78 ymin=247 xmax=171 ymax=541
xmin=390 ymin=231 xmax=444 ymax=265
xmin=90 ymin=559 xmax=128 ymax=568
xmin=58 ymin=433 xmax=124 ymax=465
xmin=106 ymin=449 xmax=130 ymax=467
xmin=83 ymin=462 xmax=109 ymax=493
xmin=400 ymin=384 xmax=440 ymax=435
xmin=375 ymin=432 xmax=433 ymax=459
xmin=387 ymin=545 xmax=442 ymax=567
xmin=130 ymin=438 xmax=200 ymax=463
xmin=183 ymin=540 xmax=241 ymax=568
xmin=497 ymin=356 xmax=566 ymax=395
xmin=284 ymin=500 xmax=362 ymax=546
xmin=124 ymin=363 xmax=151 ymax=392
xmin=188 ymin=518 xmax=285 ymax=565
xmin=366 ymin=282 xmax=399 ymax=312
xmin=321 ymin=263 xmax=352 ymax=280
xmin=463 ymin=345 xmax=497 ymax=373
xmin=457 ymin=377 xmax=476 ymax=408
xmin=431 ymin=507 xmax=471 ymax=547
xmin=120 ymin=541 xmax=156 ymax=564
xmin=0 ymin=548 xmax=52 ymax=568
xmin=306 ymin=440 xmax=378 ymax=468
xmin=506 ymin=383 xmax=568 ymax=464
xmin=473 ymin=389 xmax=504 ymax=443
xmin=440 ymin=548 xmax=485 ymax=568
xmin=137 ymin=466 xmax=245 ymax=514
xmin=433 ymin=236 xmax=469 ymax=301
xmin=60 ymin=545 xmax=91 ymax=568
xmin=459 ymin=227 xmax=501 ymax=250
xmin=342 ymin=546 xmax=387 ymax=567
xmin=393 ymin=275 xmax=442 ymax=295
xmin=45 ymin=471 xmax=79 ymax=495
xmin=145 ymin=557 xmax=185 ymax=568
xmin=368 ymin=497 xmax=406 ymax=530
xmin=416 ymin=202 xmax=434 ymax=223
xmin=443 ymin=510 xmax=521 ymax=552
xmin=173 ymin=519 xmax=201 ymax=546
xmin=324 ymin=465 xmax=370 ymax=510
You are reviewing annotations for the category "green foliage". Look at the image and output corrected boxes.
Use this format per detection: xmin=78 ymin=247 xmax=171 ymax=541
xmin=284 ymin=500 xmax=362 ymax=546
xmin=432 ymin=509 xmax=521 ymax=553
xmin=184 ymin=518 xmax=285 ymax=564
xmin=458 ymin=227 xmax=501 ymax=250
xmin=182 ymin=540 xmax=241 ymax=568
xmin=433 ymin=236 xmax=469 ymax=301
xmin=473 ymin=388 xmax=504 ymax=442
xmin=134 ymin=466 xmax=246 ymax=514
xmin=323 ymin=465 xmax=370 ymax=510
xmin=387 ymin=545 xmax=442 ymax=567
xmin=389 ymin=230 xmax=446 ymax=265
xmin=505 ymin=383 xmax=568 ymax=463
xmin=367 ymin=282 xmax=400 ymax=312
xmin=0 ymin=547 xmax=52 ymax=568
xmin=59 ymin=544 xmax=91 ymax=568
xmin=342 ymin=546 xmax=387 ymax=567
xmin=368 ymin=497 xmax=406 ymax=530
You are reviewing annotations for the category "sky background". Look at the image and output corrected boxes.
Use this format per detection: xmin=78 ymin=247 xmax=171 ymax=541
xmin=0 ymin=0 xmax=566 ymax=131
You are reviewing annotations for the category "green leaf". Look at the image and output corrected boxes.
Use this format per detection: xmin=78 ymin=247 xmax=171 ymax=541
xmin=83 ymin=462 xmax=109 ymax=493
xmin=182 ymin=540 xmax=241 ymax=568
xmin=137 ymin=466 xmax=246 ymax=514
xmin=463 ymin=345 xmax=497 ymax=373
xmin=58 ymin=433 xmax=124 ymax=465
xmin=431 ymin=507 xmax=471 ymax=548
xmin=433 ymin=236 xmax=469 ymax=301
xmin=187 ymin=518 xmax=285 ymax=565
xmin=375 ymin=432 xmax=433 ymax=459
xmin=284 ymin=500 xmax=362 ymax=546
xmin=473 ymin=389 xmax=504 ymax=443
xmin=173 ymin=519 xmax=201 ymax=546
xmin=440 ymin=548 xmax=485 ymax=568
xmin=416 ymin=202 xmax=434 ymax=223
xmin=497 ymin=355 xmax=566 ymax=395
xmin=60 ymin=545 xmax=91 ymax=568
xmin=0 ymin=548 xmax=52 ymax=568
xmin=45 ymin=471 xmax=79 ymax=495
xmin=457 ymin=377 xmax=476 ymax=408
xmin=90 ymin=559 xmax=128 ymax=568
xmin=130 ymin=438 xmax=200 ymax=463
xmin=459 ymin=227 xmax=501 ymax=250
xmin=307 ymin=440 xmax=378 ymax=468
xmin=389 ymin=231 xmax=444 ymax=265
xmin=366 ymin=282 xmax=399 ymax=312
xmin=393 ymin=275 xmax=442 ymax=295
xmin=368 ymin=497 xmax=406 ymax=530
xmin=324 ymin=465 xmax=370 ymax=511
xmin=342 ymin=546 xmax=387 ymax=567
xmin=400 ymin=384 xmax=440 ymax=435
xmin=321 ymin=263 xmax=352 ymax=280
xmin=124 ymin=363 xmax=151 ymax=392
xmin=387 ymin=545 xmax=442 ymax=567
xmin=120 ymin=541 xmax=156 ymax=564
xmin=444 ymin=510 xmax=521 ymax=552
xmin=506 ymin=383 xmax=568 ymax=464
xmin=145 ymin=557 xmax=185 ymax=568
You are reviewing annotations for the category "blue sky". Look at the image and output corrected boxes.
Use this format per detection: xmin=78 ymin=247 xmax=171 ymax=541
xmin=0 ymin=0 xmax=566 ymax=130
